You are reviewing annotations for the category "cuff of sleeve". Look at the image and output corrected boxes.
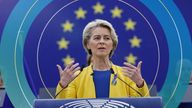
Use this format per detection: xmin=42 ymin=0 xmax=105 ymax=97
xmin=58 ymin=81 xmax=68 ymax=89
xmin=137 ymin=81 xmax=150 ymax=96
xmin=136 ymin=79 xmax=144 ymax=88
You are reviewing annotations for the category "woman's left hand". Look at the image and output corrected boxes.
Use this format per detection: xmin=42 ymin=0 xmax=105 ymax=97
xmin=122 ymin=61 xmax=144 ymax=87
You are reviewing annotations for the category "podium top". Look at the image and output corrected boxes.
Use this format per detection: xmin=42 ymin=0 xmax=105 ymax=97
xmin=34 ymin=97 xmax=162 ymax=108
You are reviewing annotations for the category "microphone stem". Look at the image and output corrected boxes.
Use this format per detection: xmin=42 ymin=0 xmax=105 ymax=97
xmin=54 ymin=87 xmax=65 ymax=99
xmin=117 ymin=77 xmax=142 ymax=97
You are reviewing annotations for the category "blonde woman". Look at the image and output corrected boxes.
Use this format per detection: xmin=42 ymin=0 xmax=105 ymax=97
xmin=55 ymin=19 xmax=149 ymax=98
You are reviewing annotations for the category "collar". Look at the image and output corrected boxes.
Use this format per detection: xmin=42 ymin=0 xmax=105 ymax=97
xmin=86 ymin=63 xmax=118 ymax=75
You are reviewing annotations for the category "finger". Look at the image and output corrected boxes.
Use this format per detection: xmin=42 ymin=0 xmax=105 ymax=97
xmin=123 ymin=72 xmax=132 ymax=78
xmin=69 ymin=66 xmax=80 ymax=75
xmin=56 ymin=64 xmax=63 ymax=75
xmin=122 ymin=69 xmax=135 ymax=76
xmin=68 ymin=63 xmax=79 ymax=72
xmin=122 ymin=69 xmax=133 ymax=74
xmin=71 ymin=67 xmax=81 ymax=77
xmin=122 ymin=68 xmax=134 ymax=75
xmin=137 ymin=61 xmax=142 ymax=72
xmin=122 ymin=67 xmax=127 ymax=73
xmin=123 ymin=62 xmax=137 ymax=69
xmin=122 ymin=67 xmax=136 ymax=73
xmin=73 ymin=66 xmax=81 ymax=72
xmin=66 ymin=60 xmax=75 ymax=69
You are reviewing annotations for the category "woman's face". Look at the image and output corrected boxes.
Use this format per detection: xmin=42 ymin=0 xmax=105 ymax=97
xmin=87 ymin=26 xmax=113 ymax=58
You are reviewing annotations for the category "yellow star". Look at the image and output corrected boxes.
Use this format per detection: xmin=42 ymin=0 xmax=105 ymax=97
xmin=125 ymin=53 xmax=137 ymax=65
xmin=57 ymin=38 xmax=69 ymax=50
xmin=124 ymin=19 xmax=136 ymax=30
xmin=61 ymin=20 xmax=74 ymax=32
xmin=129 ymin=36 xmax=142 ymax=48
xmin=92 ymin=2 xmax=105 ymax=14
xmin=110 ymin=6 xmax=123 ymax=18
xmin=75 ymin=7 xmax=87 ymax=19
xmin=62 ymin=55 xmax=74 ymax=66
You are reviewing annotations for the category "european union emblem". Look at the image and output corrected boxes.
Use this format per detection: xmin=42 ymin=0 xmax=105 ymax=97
xmin=24 ymin=0 xmax=169 ymax=98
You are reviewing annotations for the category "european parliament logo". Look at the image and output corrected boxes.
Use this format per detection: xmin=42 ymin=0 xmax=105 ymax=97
xmin=59 ymin=99 xmax=135 ymax=108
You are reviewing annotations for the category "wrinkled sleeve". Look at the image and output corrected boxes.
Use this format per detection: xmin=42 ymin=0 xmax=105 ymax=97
xmin=55 ymin=80 xmax=77 ymax=99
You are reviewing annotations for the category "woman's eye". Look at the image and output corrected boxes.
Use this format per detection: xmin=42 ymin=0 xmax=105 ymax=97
xmin=94 ymin=37 xmax=100 ymax=40
xmin=105 ymin=37 xmax=110 ymax=40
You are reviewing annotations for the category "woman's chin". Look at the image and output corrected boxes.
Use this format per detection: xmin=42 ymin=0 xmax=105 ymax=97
xmin=95 ymin=53 xmax=109 ymax=58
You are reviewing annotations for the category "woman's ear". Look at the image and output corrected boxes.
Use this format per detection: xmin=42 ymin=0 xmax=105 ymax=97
xmin=86 ymin=42 xmax=92 ymax=55
xmin=88 ymin=49 xmax=92 ymax=55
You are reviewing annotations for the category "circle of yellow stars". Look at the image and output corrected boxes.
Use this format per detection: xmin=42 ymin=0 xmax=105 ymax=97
xmin=57 ymin=1 xmax=142 ymax=66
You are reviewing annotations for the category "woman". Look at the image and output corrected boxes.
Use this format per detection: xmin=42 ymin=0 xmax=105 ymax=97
xmin=55 ymin=19 xmax=149 ymax=98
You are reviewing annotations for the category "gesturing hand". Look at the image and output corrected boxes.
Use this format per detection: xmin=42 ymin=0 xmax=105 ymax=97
xmin=122 ymin=61 xmax=144 ymax=87
xmin=57 ymin=61 xmax=81 ymax=88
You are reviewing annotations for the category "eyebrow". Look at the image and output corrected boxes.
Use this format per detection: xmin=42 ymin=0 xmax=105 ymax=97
xmin=93 ymin=35 xmax=110 ymax=37
xmin=104 ymin=35 xmax=111 ymax=37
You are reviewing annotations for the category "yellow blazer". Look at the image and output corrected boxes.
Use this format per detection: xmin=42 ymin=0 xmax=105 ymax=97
xmin=56 ymin=64 xmax=150 ymax=99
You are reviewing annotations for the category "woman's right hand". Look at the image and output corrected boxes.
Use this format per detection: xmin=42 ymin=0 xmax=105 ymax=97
xmin=57 ymin=61 xmax=81 ymax=88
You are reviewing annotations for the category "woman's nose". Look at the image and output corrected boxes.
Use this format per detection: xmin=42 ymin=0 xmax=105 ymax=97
xmin=99 ymin=38 xmax=105 ymax=44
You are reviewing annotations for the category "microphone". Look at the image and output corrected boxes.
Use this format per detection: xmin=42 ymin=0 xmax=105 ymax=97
xmin=110 ymin=68 xmax=143 ymax=97
xmin=54 ymin=85 xmax=65 ymax=99
xmin=54 ymin=65 xmax=85 ymax=99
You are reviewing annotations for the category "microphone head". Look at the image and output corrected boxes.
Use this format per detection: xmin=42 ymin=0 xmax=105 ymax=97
xmin=110 ymin=68 xmax=115 ymax=74
xmin=80 ymin=65 xmax=85 ymax=71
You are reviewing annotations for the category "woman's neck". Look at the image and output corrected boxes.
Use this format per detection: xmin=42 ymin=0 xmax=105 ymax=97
xmin=92 ymin=56 xmax=111 ymax=71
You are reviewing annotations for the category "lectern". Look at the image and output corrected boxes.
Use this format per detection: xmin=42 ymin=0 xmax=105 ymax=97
xmin=34 ymin=97 xmax=162 ymax=108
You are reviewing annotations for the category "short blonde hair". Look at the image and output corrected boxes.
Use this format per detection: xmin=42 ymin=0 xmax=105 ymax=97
xmin=82 ymin=19 xmax=118 ymax=59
